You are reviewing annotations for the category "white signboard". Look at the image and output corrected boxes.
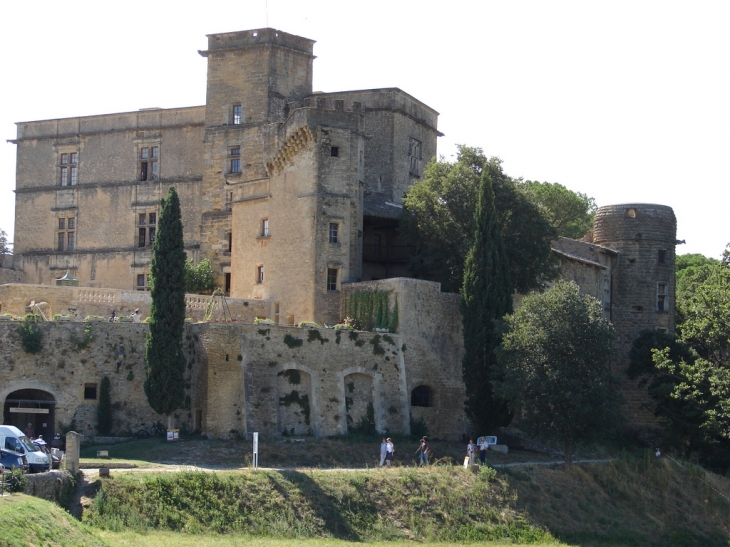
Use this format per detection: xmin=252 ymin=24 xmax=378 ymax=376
xmin=9 ymin=408 xmax=48 ymax=414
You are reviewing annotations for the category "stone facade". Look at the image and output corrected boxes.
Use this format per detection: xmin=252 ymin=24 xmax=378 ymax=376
xmin=10 ymin=28 xmax=438 ymax=326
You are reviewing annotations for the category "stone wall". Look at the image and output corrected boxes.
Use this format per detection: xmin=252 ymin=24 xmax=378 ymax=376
xmin=0 ymin=283 xmax=268 ymax=323
xmin=0 ymin=267 xmax=25 ymax=289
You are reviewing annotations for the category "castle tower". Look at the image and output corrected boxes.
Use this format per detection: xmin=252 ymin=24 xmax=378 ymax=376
xmin=197 ymin=29 xmax=316 ymax=290
xmin=593 ymin=203 xmax=677 ymax=424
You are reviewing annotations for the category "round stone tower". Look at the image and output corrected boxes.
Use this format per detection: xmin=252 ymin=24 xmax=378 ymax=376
xmin=593 ymin=203 xmax=677 ymax=424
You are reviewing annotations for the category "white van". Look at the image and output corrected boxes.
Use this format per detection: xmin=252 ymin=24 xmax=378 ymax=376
xmin=0 ymin=425 xmax=51 ymax=473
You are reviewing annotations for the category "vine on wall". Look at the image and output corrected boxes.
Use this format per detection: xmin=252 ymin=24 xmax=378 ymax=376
xmin=345 ymin=290 xmax=399 ymax=332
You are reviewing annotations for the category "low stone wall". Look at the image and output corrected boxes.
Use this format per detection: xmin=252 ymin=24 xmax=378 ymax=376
xmin=23 ymin=470 xmax=76 ymax=506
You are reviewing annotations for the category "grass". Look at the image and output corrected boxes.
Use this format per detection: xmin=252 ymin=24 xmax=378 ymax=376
xmin=98 ymin=531 xmax=571 ymax=546
xmin=0 ymin=494 xmax=105 ymax=547
xmin=83 ymin=466 xmax=553 ymax=543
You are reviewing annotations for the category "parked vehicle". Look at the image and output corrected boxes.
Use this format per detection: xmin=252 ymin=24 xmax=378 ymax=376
xmin=0 ymin=448 xmax=28 ymax=473
xmin=0 ymin=425 xmax=50 ymax=473
xmin=32 ymin=438 xmax=63 ymax=469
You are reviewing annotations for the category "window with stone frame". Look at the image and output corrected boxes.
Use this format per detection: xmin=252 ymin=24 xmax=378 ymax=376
xmin=232 ymin=104 xmax=242 ymax=125
xmin=329 ymin=222 xmax=339 ymax=244
xmin=657 ymin=282 xmax=669 ymax=312
xmin=56 ymin=216 xmax=76 ymax=252
xmin=261 ymin=218 xmax=269 ymax=237
xmin=84 ymin=383 xmax=98 ymax=400
xmin=408 ymin=137 xmax=422 ymax=176
xmin=136 ymin=273 xmax=150 ymax=291
xmin=59 ymin=151 xmax=78 ymax=186
xmin=137 ymin=212 xmax=157 ymax=248
xmin=658 ymin=249 xmax=667 ymax=264
xmin=256 ymin=265 xmax=264 ymax=284
xmin=139 ymin=146 xmax=159 ymax=181
xmin=327 ymin=268 xmax=338 ymax=291
xmin=229 ymin=146 xmax=241 ymax=173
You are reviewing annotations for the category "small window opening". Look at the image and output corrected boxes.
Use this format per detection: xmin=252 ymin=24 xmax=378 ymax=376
xmin=257 ymin=265 xmax=264 ymax=284
xmin=327 ymin=268 xmax=338 ymax=291
xmin=329 ymin=222 xmax=339 ymax=243
xmin=261 ymin=218 xmax=269 ymax=237
xmin=232 ymin=105 xmax=242 ymax=125
xmin=84 ymin=383 xmax=98 ymax=400
xmin=411 ymin=385 xmax=432 ymax=407
xmin=225 ymin=273 xmax=231 ymax=295
xmin=330 ymin=146 xmax=339 ymax=157
xmin=626 ymin=208 xmax=637 ymax=218
xmin=658 ymin=249 xmax=667 ymax=264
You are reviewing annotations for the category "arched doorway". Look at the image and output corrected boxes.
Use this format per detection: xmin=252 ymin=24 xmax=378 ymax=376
xmin=3 ymin=389 xmax=57 ymax=440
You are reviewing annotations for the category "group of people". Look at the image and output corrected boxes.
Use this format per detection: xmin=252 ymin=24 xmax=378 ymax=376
xmin=378 ymin=436 xmax=431 ymax=467
xmin=467 ymin=438 xmax=491 ymax=465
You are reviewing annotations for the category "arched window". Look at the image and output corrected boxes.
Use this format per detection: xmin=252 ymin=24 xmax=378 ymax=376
xmin=411 ymin=385 xmax=432 ymax=407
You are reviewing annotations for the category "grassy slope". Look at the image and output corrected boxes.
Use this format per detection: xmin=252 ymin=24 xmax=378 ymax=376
xmin=0 ymin=494 xmax=106 ymax=547
xmin=507 ymin=453 xmax=730 ymax=546
xmin=81 ymin=453 xmax=730 ymax=546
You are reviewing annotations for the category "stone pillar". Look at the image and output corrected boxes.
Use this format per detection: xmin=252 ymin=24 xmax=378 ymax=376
xmin=65 ymin=432 xmax=83 ymax=474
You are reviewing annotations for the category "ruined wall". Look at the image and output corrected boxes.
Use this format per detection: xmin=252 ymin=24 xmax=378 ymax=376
xmin=341 ymin=278 xmax=467 ymax=440
xmin=192 ymin=323 xmax=410 ymax=439
xmin=0 ymin=322 xmax=162 ymax=437
xmin=0 ymin=267 xmax=25 ymax=288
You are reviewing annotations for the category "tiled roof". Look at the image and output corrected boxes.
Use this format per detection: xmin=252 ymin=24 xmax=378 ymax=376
xmin=363 ymin=194 xmax=403 ymax=220
xmin=551 ymin=237 xmax=617 ymax=269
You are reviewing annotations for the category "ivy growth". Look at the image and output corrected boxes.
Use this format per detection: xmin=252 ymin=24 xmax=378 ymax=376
xmin=17 ymin=317 xmax=43 ymax=354
xmin=69 ymin=324 xmax=94 ymax=352
xmin=281 ymin=369 xmax=301 ymax=385
xmin=307 ymin=330 xmax=329 ymax=345
xmin=344 ymin=290 xmax=398 ymax=332
xmin=279 ymin=391 xmax=310 ymax=424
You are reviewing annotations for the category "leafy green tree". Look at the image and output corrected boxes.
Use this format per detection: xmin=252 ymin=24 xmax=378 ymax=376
xmin=495 ymin=281 xmax=622 ymax=465
xmin=97 ymin=376 xmax=113 ymax=435
xmin=461 ymin=165 xmax=514 ymax=433
xmin=401 ymin=146 xmax=558 ymax=294
xmin=184 ymin=258 xmax=216 ymax=294
xmin=144 ymin=187 xmax=187 ymax=423
xmin=0 ymin=228 xmax=10 ymax=266
xmin=519 ymin=180 xmax=597 ymax=239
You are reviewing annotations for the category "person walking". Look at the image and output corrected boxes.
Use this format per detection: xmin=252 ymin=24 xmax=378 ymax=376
xmin=415 ymin=437 xmax=430 ymax=466
xmin=385 ymin=437 xmax=394 ymax=468
xmin=379 ymin=437 xmax=387 ymax=467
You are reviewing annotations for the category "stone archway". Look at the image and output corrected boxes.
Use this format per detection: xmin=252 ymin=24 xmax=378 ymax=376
xmin=276 ymin=369 xmax=312 ymax=436
xmin=3 ymin=389 xmax=57 ymax=440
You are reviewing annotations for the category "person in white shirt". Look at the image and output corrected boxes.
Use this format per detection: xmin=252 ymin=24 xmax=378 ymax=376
xmin=385 ymin=438 xmax=394 ymax=468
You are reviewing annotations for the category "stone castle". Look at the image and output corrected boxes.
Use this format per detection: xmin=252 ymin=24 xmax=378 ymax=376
xmin=0 ymin=28 xmax=676 ymax=441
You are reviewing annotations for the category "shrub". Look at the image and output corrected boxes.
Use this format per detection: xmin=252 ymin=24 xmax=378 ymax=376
xmin=254 ymin=318 xmax=274 ymax=325
xmin=18 ymin=320 xmax=43 ymax=354
xmin=298 ymin=321 xmax=319 ymax=328
xmin=6 ymin=468 xmax=27 ymax=493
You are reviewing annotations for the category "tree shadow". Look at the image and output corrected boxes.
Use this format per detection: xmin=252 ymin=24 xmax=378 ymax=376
xmin=265 ymin=471 xmax=362 ymax=541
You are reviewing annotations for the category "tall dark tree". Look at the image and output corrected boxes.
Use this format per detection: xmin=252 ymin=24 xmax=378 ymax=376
xmin=461 ymin=162 xmax=514 ymax=433
xmin=144 ymin=187 xmax=187 ymax=423
xmin=97 ymin=376 xmax=113 ymax=436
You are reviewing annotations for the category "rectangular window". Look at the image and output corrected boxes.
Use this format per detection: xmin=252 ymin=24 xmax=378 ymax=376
xmin=409 ymin=137 xmax=422 ymax=176
xmin=137 ymin=212 xmax=157 ymax=247
xmin=230 ymin=158 xmax=241 ymax=173
xmin=330 ymin=146 xmax=339 ymax=157
xmin=329 ymin=222 xmax=339 ymax=243
xmin=657 ymin=282 xmax=668 ymax=312
xmin=84 ymin=383 xmax=98 ymax=400
xmin=327 ymin=268 xmax=338 ymax=291
xmin=139 ymin=146 xmax=159 ymax=181
xmin=136 ymin=273 xmax=148 ymax=291
xmin=257 ymin=265 xmax=264 ymax=283
xmin=230 ymin=147 xmax=240 ymax=156
xmin=57 ymin=216 xmax=75 ymax=252
xmin=232 ymin=104 xmax=242 ymax=125
xmin=60 ymin=151 xmax=78 ymax=186
xmin=658 ymin=249 xmax=667 ymax=264
xmin=261 ymin=218 xmax=269 ymax=237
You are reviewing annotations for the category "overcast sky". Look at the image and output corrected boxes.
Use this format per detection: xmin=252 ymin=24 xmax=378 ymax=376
xmin=2 ymin=0 xmax=727 ymax=258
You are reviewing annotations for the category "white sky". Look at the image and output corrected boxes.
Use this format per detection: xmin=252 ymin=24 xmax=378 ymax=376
xmin=1 ymin=0 xmax=728 ymax=258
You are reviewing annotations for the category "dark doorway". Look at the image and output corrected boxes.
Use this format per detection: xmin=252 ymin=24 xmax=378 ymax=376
xmin=3 ymin=389 xmax=57 ymax=440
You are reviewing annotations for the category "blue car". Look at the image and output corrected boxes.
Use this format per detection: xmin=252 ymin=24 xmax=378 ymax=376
xmin=0 ymin=448 xmax=28 ymax=473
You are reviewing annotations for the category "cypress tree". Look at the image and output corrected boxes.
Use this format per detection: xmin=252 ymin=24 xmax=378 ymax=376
xmin=144 ymin=187 xmax=187 ymax=422
xmin=461 ymin=161 xmax=514 ymax=433
xmin=97 ymin=376 xmax=112 ymax=435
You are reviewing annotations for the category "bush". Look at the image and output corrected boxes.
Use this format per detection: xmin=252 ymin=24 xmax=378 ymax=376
xmin=254 ymin=318 xmax=274 ymax=325
xmin=6 ymin=468 xmax=27 ymax=493
xmin=298 ymin=321 xmax=319 ymax=328
xmin=17 ymin=320 xmax=43 ymax=354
